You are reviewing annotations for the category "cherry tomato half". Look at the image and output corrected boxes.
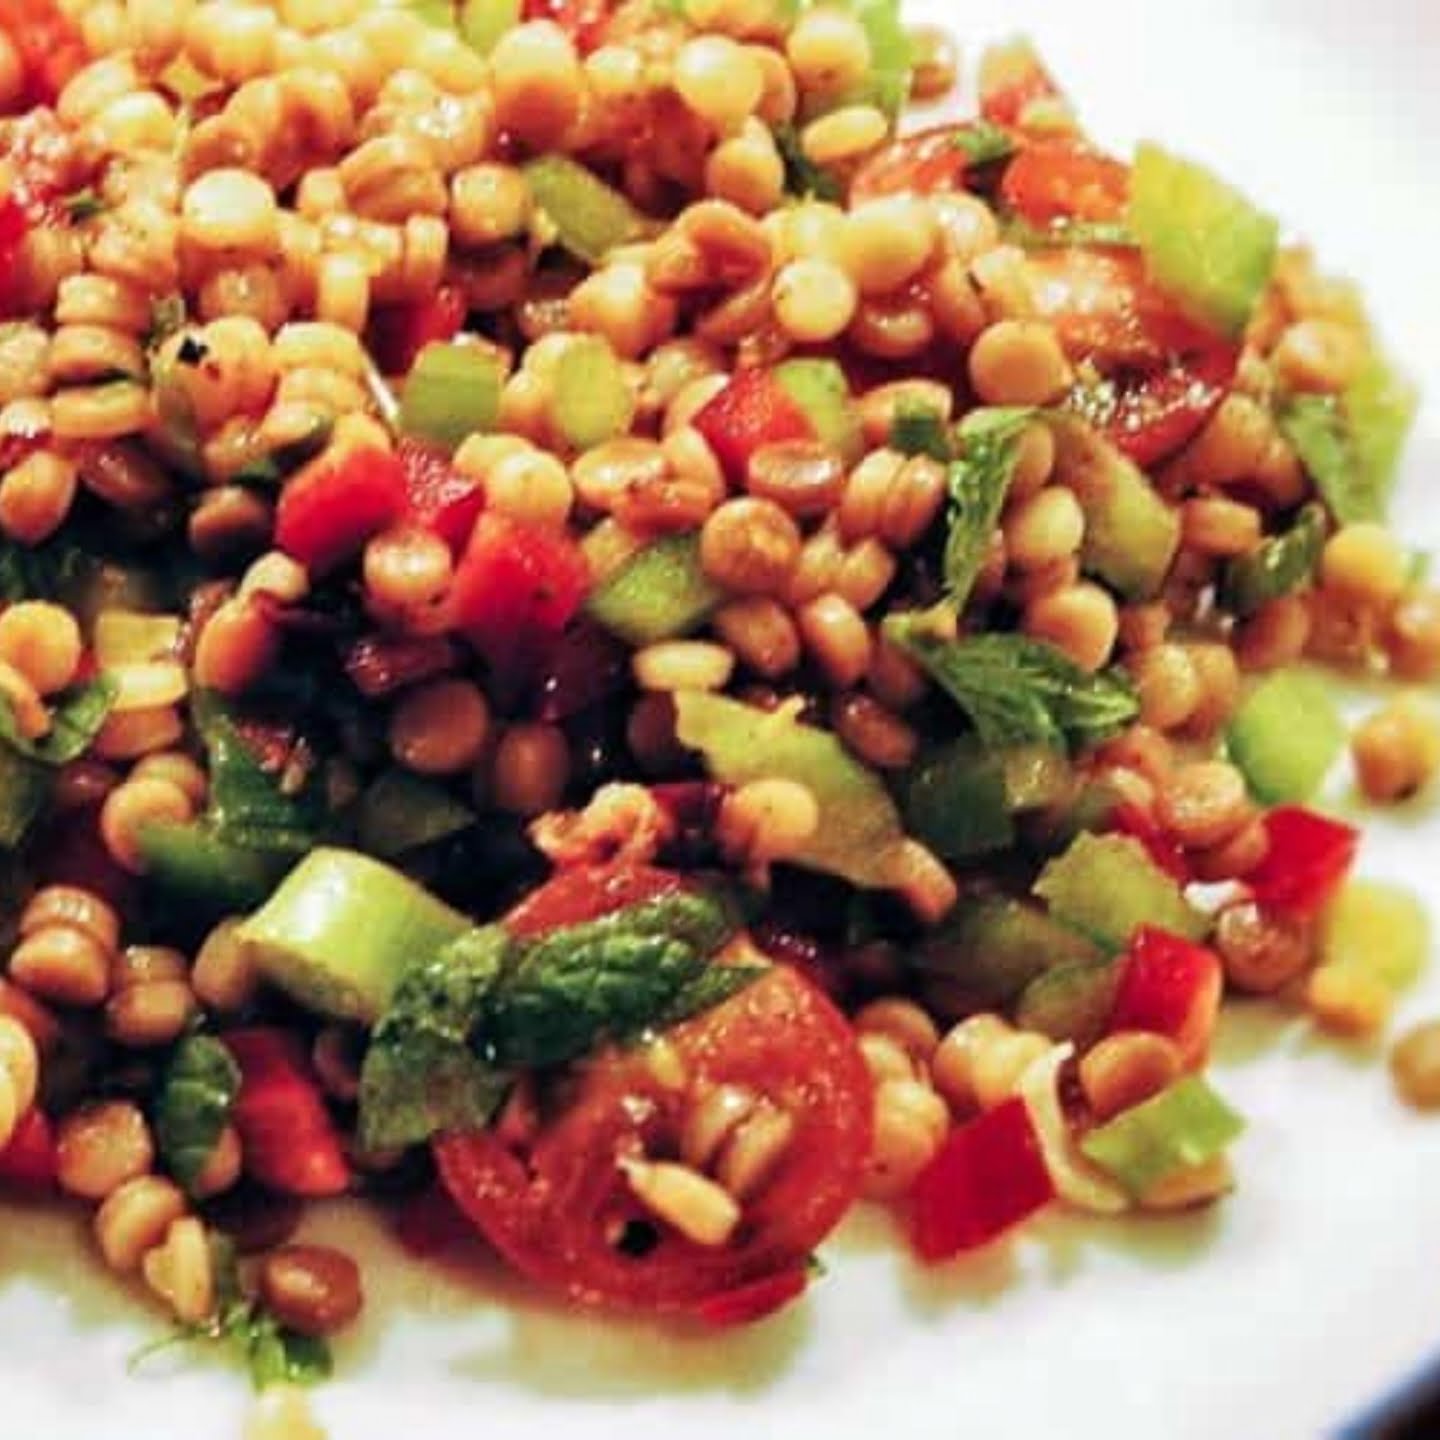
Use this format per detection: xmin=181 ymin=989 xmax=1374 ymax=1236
xmin=999 ymin=142 xmax=1130 ymax=226
xmin=849 ymin=124 xmax=974 ymax=204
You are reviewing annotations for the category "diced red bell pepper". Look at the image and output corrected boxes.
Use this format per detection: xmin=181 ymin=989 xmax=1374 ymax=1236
xmin=275 ymin=446 xmax=408 ymax=574
xmin=451 ymin=511 xmax=590 ymax=683
xmin=909 ymin=1098 xmax=1054 ymax=1263
xmin=692 ymin=369 xmax=816 ymax=486
xmin=368 ymin=287 xmax=467 ymax=377
xmin=397 ymin=438 xmax=485 ymax=556
xmin=694 ymin=1266 xmax=809 ymax=1328
xmin=0 ymin=1108 xmax=55 ymax=1191
xmin=1243 ymin=806 xmax=1360 ymax=919
xmin=224 ymin=1028 xmax=351 ymax=1199
xmin=1111 ymin=801 xmax=1191 ymax=885
xmin=1107 ymin=925 xmax=1223 ymax=1070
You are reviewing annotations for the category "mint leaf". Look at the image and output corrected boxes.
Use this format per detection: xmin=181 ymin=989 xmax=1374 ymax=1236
xmin=154 ymin=1035 xmax=241 ymax=1195
xmin=243 ymin=1313 xmax=333 ymax=1391
xmin=358 ymin=924 xmax=510 ymax=1151
xmin=1217 ymin=501 xmax=1326 ymax=617
xmin=889 ymin=405 xmax=953 ymax=462
xmin=775 ymin=125 xmax=843 ymax=203
xmin=0 ymin=745 xmax=51 ymax=848
xmin=0 ymin=535 xmax=89 ymax=604
xmin=953 ymin=121 xmax=1016 ymax=167
xmin=647 ymin=963 xmax=767 ymax=1031
xmin=886 ymin=625 xmax=1138 ymax=751
xmin=0 ymin=674 xmax=117 ymax=765
xmin=941 ymin=407 xmax=1034 ymax=611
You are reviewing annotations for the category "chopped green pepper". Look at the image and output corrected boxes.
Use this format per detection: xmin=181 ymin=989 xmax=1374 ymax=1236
xmin=1218 ymin=503 xmax=1325 ymax=618
xmin=1226 ymin=668 xmax=1345 ymax=804
xmin=586 ymin=533 xmax=721 ymax=646
xmin=399 ymin=342 xmax=504 ymax=452
xmin=525 ymin=155 xmax=647 ymax=265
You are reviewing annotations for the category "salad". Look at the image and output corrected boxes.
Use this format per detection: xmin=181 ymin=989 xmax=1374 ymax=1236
xmin=0 ymin=0 xmax=1433 ymax=1428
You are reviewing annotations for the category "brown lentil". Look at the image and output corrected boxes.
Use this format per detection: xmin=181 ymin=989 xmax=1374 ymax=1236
xmin=1352 ymin=699 xmax=1440 ymax=804
xmin=1131 ymin=642 xmax=1203 ymax=731
xmin=56 ymin=1100 xmax=154 ymax=1201
xmin=1390 ymin=1020 xmax=1440 ymax=1110
xmin=712 ymin=597 xmax=802 ymax=678
xmin=1156 ymin=761 xmax=1252 ymax=851
xmin=797 ymin=593 xmax=871 ymax=688
xmin=490 ymin=722 xmax=570 ymax=816
xmin=832 ymin=692 xmax=918 ymax=769
xmin=1384 ymin=589 xmax=1440 ymax=681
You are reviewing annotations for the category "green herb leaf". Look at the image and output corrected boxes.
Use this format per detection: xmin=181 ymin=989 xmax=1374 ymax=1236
xmin=889 ymin=405 xmax=953 ymax=462
xmin=356 ymin=769 xmax=475 ymax=859
xmin=0 ymin=675 xmax=117 ymax=766
xmin=0 ymin=744 xmax=51 ymax=849
xmin=357 ymin=925 xmax=510 ymax=1152
xmin=63 ymin=188 xmax=106 ymax=223
xmin=0 ymin=535 xmax=90 ymax=604
xmin=647 ymin=962 xmax=767 ymax=1031
xmin=244 ymin=1314 xmax=334 ymax=1391
xmin=154 ymin=1035 xmax=242 ymax=1195
xmin=1217 ymin=502 xmax=1326 ymax=617
xmin=941 ymin=407 xmax=1033 ymax=611
xmin=194 ymin=691 xmax=323 ymax=854
xmin=953 ymin=121 xmax=1017 ymax=168
xmin=775 ymin=125 xmax=843 ymax=202
xmin=886 ymin=625 xmax=1139 ymax=752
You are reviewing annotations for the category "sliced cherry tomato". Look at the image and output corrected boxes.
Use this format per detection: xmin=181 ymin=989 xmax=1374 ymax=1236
xmin=435 ymin=963 xmax=870 ymax=1314
xmin=909 ymin=1097 xmax=1053 ymax=1262
xmin=451 ymin=511 xmax=590 ymax=683
xmin=505 ymin=861 xmax=685 ymax=939
xmin=692 ymin=369 xmax=816 ymax=485
xmin=1107 ymin=926 xmax=1223 ymax=1070
xmin=397 ymin=438 xmax=485 ymax=555
xmin=849 ymin=124 xmax=975 ymax=204
xmin=224 ymin=1028 xmax=351 ymax=1199
xmin=275 ymin=446 xmax=409 ymax=574
xmin=0 ymin=1108 xmax=56 ymax=1191
xmin=368 ymin=287 xmax=468 ymax=377
xmin=978 ymin=38 xmax=1068 ymax=131
xmin=0 ymin=0 xmax=87 ymax=110
xmin=522 ymin=0 xmax=613 ymax=51
xmin=1000 ymin=142 xmax=1130 ymax=226
xmin=1243 ymin=806 xmax=1359 ymax=919
xmin=694 ymin=1265 xmax=810 ymax=1327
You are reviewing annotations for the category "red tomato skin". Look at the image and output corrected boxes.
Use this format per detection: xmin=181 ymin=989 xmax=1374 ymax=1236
xmin=275 ymin=447 xmax=409 ymax=574
xmin=692 ymin=370 xmax=816 ymax=485
xmin=1000 ymin=142 xmax=1130 ymax=225
xmin=0 ymin=1108 xmax=56 ymax=1191
xmin=368 ymin=287 xmax=467 ymax=377
xmin=1101 ymin=344 xmax=1239 ymax=469
xmin=909 ymin=1098 xmax=1054 ymax=1262
xmin=224 ymin=1028 xmax=351 ymax=1199
xmin=694 ymin=1265 xmax=809 ymax=1327
xmin=505 ymin=862 xmax=684 ymax=939
xmin=848 ymin=124 xmax=975 ymax=204
xmin=979 ymin=44 xmax=1065 ymax=130
xmin=388 ymin=1183 xmax=483 ymax=1261
xmin=1243 ymin=807 xmax=1360 ymax=919
xmin=1107 ymin=926 xmax=1224 ymax=1070
xmin=451 ymin=512 xmax=590 ymax=679
xmin=397 ymin=439 xmax=485 ymax=555
xmin=434 ymin=968 xmax=872 ymax=1315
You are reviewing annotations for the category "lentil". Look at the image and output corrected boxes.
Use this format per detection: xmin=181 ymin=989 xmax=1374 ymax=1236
xmin=1390 ymin=1021 xmax=1440 ymax=1110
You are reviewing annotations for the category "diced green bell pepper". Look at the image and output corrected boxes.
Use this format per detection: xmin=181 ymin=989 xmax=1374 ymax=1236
xmin=586 ymin=533 xmax=721 ymax=646
xmin=525 ymin=155 xmax=647 ymax=266
xmin=1226 ymin=668 xmax=1345 ymax=804
xmin=399 ymin=342 xmax=504 ymax=452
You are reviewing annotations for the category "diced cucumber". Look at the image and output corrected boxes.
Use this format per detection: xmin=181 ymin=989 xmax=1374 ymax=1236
xmin=1320 ymin=879 xmax=1430 ymax=992
xmin=399 ymin=343 xmax=503 ymax=452
xmin=849 ymin=0 xmax=911 ymax=118
xmin=552 ymin=336 xmax=635 ymax=451
xmin=237 ymin=848 xmax=471 ymax=1024
xmin=525 ymin=155 xmax=647 ymax=266
xmin=1226 ymin=668 xmax=1345 ymax=804
xmin=1345 ymin=353 xmax=1419 ymax=516
xmin=1035 ymin=831 xmax=1207 ymax=950
xmin=774 ymin=358 xmax=862 ymax=463
xmin=586 ymin=533 xmax=721 ymax=646
xmin=139 ymin=823 xmax=291 ymax=914
xmin=1049 ymin=415 xmax=1181 ymax=600
xmin=911 ymin=895 xmax=1105 ymax=1013
xmin=1126 ymin=142 xmax=1279 ymax=338
xmin=1015 ymin=960 xmax=1121 ymax=1049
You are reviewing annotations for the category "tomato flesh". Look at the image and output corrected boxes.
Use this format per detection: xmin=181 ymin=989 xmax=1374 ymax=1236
xmin=397 ymin=438 xmax=485 ymax=555
xmin=849 ymin=124 xmax=974 ymax=204
xmin=275 ymin=446 xmax=409 ymax=574
xmin=369 ymin=286 xmax=467 ymax=377
xmin=1000 ymin=142 xmax=1130 ymax=226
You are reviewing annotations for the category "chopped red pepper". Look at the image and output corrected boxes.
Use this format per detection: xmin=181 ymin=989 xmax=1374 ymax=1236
xmin=397 ymin=438 xmax=485 ymax=556
xmin=1243 ymin=806 xmax=1360 ymax=919
xmin=368 ymin=287 xmax=468 ymax=377
xmin=224 ymin=1028 xmax=351 ymax=1199
xmin=999 ymin=142 xmax=1131 ymax=225
xmin=0 ymin=1108 xmax=55 ymax=1191
xmin=0 ymin=0 xmax=87 ymax=110
xmin=1111 ymin=801 xmax=1191 ymax=885
xmin=909 ymin=1098 xmax=1054 ymax=1263
xmin=451 ymin=511 xmax=590 ymax=683
xmin=692 ymin=369 xmax=816 ymax=486
xmin=1107 ymin=925 xmax=1223 ymax=1070
xmin=275 ymin=446 xmax=408 ymax=574
xmin=694 ymin=1266 xmax=809 ymax=1327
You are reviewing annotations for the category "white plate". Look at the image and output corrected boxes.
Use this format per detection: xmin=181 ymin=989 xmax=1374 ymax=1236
xmin=6 ymin=3 xmax=1440 ymax=1436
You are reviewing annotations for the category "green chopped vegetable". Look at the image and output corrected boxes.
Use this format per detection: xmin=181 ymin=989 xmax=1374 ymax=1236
xmin=0 ymin=534 xmax=90 ymax=605
xmin=775 ymin=124 xmax=843 ymax=202
xmin=1320 ymin=879 xmax=1429 ymax=992
xmin=1048 ymin=414 xmax=1182 ymax=600
xmin=138 ymin=823 xmax=290 ymax=913
xmin=1080 ymin=1074 xmax=1245 ymax=1196
xmin=356 ymin=769 xmax=475 ymax=859
xmin=1035 ymin=832 xmax=1207 ymax=949
xmin=586 ymin=532 xmax=721 ymax=645
xmin=1218 ymin=502 xmax=1325 ymax=618
xmin=193 ymin=693 xmax=322 ymax=855
xmin=525 ymin=154 xmax=646 ymax=265
xmin=1126 ymin=141 xmax=1278 ymax=338
xmin=0 ymin=675 xmax=116 ymax=766
xmin=775 ymin=358 xmax=862 ymax=462
xmin=458 ymin=0 xmax=519 ymax=51
xmin=1226 ymin=668 xmax=1345 ymax=804
xmin=1014 ymin=960 xmax=1121 ymax=1049
xmin=358 ymin=924 xmax=512 ymax=1151
xmin=238 ymin=847 xmax=472 ymax=1024
xmin=848 ymin=0 xmax=911 ymax=117
xmin=889 ymin=405 xmax=952 ymax=461
xmin=154 ymin=1036 xmax=241 ymax=1196
xmin=1004 ymin=218 xmax=1136 ymax=251
xmin=911 ymin=896 xmax=1104 ymax=1011
xmin=941 ymin=407 xmax=1033 ymax=611
xmin=952 ymin=121 xmax=1016 ymax=168
xmin=407 ymin=0 xmax=457 ymax=25
xmin=552 ymin=335 xmax=635 ymax=450
xmin=399 ymin=342 xmax=504 ymax=452
xmin=1281 ymin=353 xmax=1419 ymax=526
xmin=674 ymin=691 xmax=910 ymax=888
xmin=0 ymin=745 xmax=52 ymax=849
xmin=885 ymin=624 xmax=1139 ymax=752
